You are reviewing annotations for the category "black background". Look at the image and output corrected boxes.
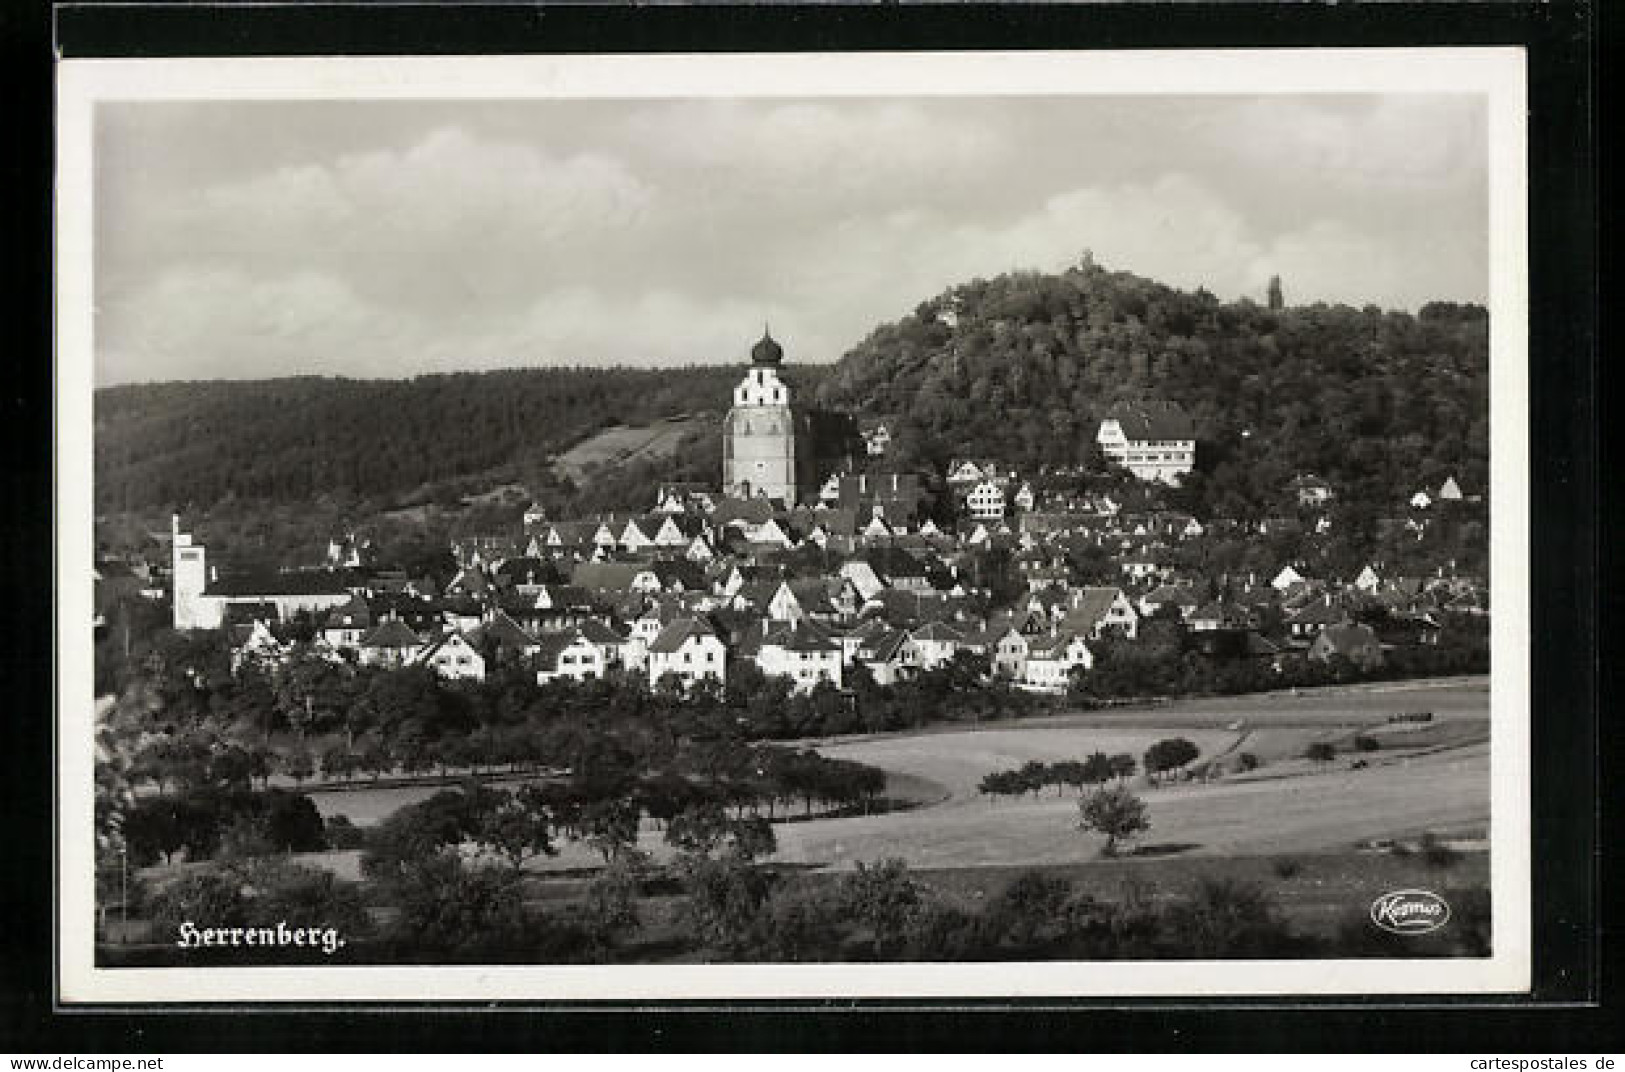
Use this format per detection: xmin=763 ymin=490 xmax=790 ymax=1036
xmin=4 ymin=0 xmax=1612 ymax=1053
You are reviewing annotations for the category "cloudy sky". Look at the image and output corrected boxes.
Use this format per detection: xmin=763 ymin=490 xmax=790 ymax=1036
xmin=94 ymin=94 xmax=1487 ymax=385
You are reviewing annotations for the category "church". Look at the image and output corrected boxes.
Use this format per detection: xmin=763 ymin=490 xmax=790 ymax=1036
xmin=722 ymin=329 xmax=859 ymax=505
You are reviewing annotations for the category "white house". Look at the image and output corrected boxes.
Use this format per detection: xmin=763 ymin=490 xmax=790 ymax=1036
xmin=1095 ymin=401 xmax=1196 ymax=483
xmin=321 ymin=595 xmax=372 ymax=651
xmin=1063 ymin=587 xmax=1140 ymax=640
xmin=536 ymin=628 xmax=607 ymax=684
xmin=910 ymin=621 xmax=966 ymax=670
xmin=839 ymin=560 xmax=889 ymax=602
xmin=417 ymin=631 xmax=486 ymax=682
xmin=1021 ymin=632 xmax=1092 ymax=693
xmin=756 ymin=621 xmax=844 ymax=692
xmin=1012 ymin=482 xmax=1036 ymax=513
xmin=647 ymin=617 xmax=728 ymax=690
xmin=863 ymin=423 xmax=892 ymax=456
xmin=990 ymin=627 xmax=1031 ymax=679
xmin=1271 ymin=564 xmax=1308 ymax=590
xmin=966 ymin=480 xmax=1007 ymax=521
xmin=858 ymin=628 xmax=918 ymax=686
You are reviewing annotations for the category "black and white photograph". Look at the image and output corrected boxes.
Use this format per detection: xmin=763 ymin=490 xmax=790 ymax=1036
xmin=55 ymin=48 xmax=1531 ymax=1002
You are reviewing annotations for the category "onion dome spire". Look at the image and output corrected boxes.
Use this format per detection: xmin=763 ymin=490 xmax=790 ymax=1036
xmin=751 ymin=324 xmax=784 ymax=366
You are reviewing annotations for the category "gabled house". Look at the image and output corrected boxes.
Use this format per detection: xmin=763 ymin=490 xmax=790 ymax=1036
xmin=1285 ymin=598 xmax=1350 ymax=643
xmin=416 ymin=631 xmax=486 ymax=681
xmin=1188 ymin=600 xmax=1250 ymax=632
xmin=909 ymin=621 xmax=967 ymax=670
xmin=1308 ymin=623 xmax=1385 ymax=670
xmin=1271 ymin=564 xmax=1309 ymax=591
xmin=443 ymin=567 xmax=493 ymax=602
xmin=467 ymin=610 xmax=541 ymax=667
xmin=1021 ymin=632 xmax=1092 ymax=693
xmin=229 ymin=619 xmax=287 ymax=673
xmin=1138 ymin=583 xmax=1201 ymax=620
xmin=990 ymin=626 xmax=1031 ymax=679
xmin=757 ymin=621 xmax=845 ymax=692
xmin=1063 ymin=586 xmax=1141 ymax=639
xmin=321 ymin=594 xmax=373 ymax=650
xmin=647 ymin=617 xmax=728 ymax=690
xmin=966 ymin=480 xmax=1007 ymax=521
xmin=839 ymin=560 xmax=889 ymax=603
xmin=357 ymin=618 xmax=425 ymax=669
xmin=535 ymin=628 xmax=608 ymax=684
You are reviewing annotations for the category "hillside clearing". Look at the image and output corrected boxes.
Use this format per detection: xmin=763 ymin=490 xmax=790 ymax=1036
xmin=552 ymin=416 xmax=712 ymax=482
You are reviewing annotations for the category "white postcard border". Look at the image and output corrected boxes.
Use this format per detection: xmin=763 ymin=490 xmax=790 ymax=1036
xmin=55 ymin=47 xmax=1530 ymax=1003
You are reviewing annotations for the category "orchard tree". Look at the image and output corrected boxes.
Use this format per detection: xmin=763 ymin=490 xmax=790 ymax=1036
xmin=581 ymin=799 xmax=641 ymax=864
xmin=474 ymin=791 xmax=557 ymax=871
xmin=1078 ymin=784 xmax=1150 ymax=857
xmin=1143 ymin=737 xmax=1201 ymax=785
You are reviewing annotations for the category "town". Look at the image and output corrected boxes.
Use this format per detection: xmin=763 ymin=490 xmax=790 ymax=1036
xmin=122 ymin=329 xmax=1487 ymax=701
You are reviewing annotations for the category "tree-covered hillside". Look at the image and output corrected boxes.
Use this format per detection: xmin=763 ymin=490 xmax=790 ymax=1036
xmin=93 ymin=255 xmax=1488 ymax=550
xmin=816 ymin=255 xmax=1489 ymax=520
xmin=94 ymin=365 xmax=832 ymax=515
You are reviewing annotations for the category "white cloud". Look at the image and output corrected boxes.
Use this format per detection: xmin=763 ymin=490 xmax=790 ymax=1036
xmin=93 ymin=96 xmax=1489 ymax=383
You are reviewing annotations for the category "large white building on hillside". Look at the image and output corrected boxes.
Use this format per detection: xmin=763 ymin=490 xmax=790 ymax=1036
xmin=1096 ymin=400 xmax=1197 ymax=483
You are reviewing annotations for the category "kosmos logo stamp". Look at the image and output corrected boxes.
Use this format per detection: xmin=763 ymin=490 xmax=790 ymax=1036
xmin=1369 ymin=890 xmax=1452 ymax=935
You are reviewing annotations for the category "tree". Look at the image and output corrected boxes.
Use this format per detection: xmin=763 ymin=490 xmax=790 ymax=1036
xmin=1081 ymin=751 xmax=1114 ymax=786
xmin=1305 ymin=741 xmax=1337 ymax=766
xmin=387 ymin=853 xmax=535 ymax=962
xmin=664 ymin=803 xmax=731 ymax=857
xmin=244 ymin=860 xmax=372 ymax=939
xmin=581 ymin=799 xmax=641 ymax=864
xmin=474 ymin=793 xmax=556 ymax=871
xmin=1078 ymin=784 xmax=1150 ymax=857
xmin=582 ymin=854 xmax=644 ymax=956
xmin=1143 ymin=737 xmax=1201 ymax=784
xmin=147 ymin=872 xmax=249 ymax=938
xmin=272 ymin=650 xmax=352 ymax=740
xmin=839 ymin=858 xmax=922 ymax=959
xmin=678 ymin=854 xmax=777 ymax=954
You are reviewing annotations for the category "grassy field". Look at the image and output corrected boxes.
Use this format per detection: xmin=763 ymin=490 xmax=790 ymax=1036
xmin=552 ymin=416 xmax=709 ymax=482
xmin=299 ymin=681 xmax=1489 ymax=876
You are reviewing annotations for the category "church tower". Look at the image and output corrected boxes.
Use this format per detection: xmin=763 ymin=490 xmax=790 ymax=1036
xmin=723 ymin=329 xmax=799 ymax=504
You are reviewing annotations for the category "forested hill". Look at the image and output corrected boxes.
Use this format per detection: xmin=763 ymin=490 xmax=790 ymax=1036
xmin=94 ymin=365 xmax=833 ymax=515
xmin=95 ymin=257 xmax=1488 ymax=529
xmin=814 ymin=257 xmax=1489 ymax=520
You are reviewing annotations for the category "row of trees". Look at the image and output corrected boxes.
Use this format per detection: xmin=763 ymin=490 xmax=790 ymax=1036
xmin=1070 ymin=616 xmax=1488 ymax=703
xmin=978 ymin=754 xmax=1136 ymax=800
xmin=977 ymin=739 xmax=1202 ymax=804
